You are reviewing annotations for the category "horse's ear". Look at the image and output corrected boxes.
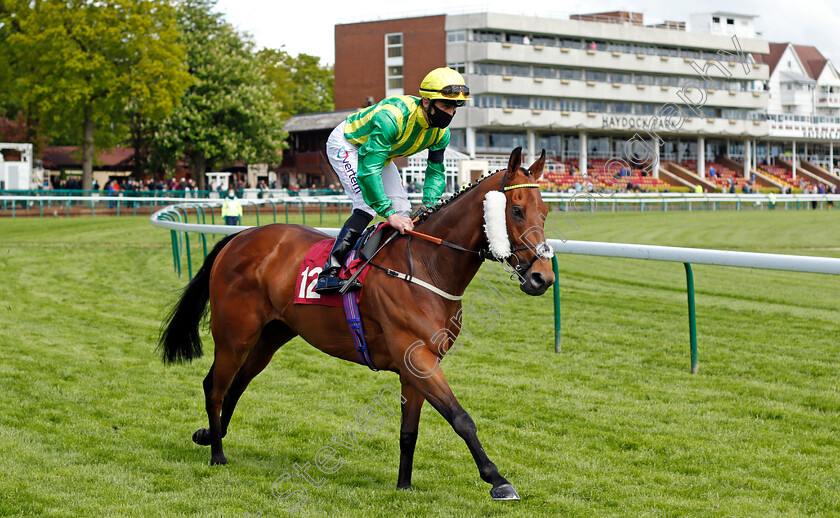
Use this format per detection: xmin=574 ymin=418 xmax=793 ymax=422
xmin=528 ymin=149 xmax=546 ymax=181
xmin=507 ymin=147 xmax=522 ymax=183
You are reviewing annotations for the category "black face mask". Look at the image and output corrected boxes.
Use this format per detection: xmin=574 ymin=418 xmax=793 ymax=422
xmin=427 ymin=102 xmax=454 ymax=128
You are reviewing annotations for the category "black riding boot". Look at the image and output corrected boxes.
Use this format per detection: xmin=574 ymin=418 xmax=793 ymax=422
xmin=314 ymin=211 xmax=371 ymax=294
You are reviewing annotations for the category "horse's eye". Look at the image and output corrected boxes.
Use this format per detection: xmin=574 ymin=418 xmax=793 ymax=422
xmin=511 ymin=205 xmax=523 ymax=218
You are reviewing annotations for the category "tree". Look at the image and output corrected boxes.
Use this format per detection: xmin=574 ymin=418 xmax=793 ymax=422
xmin=149 ymin=0 xmax=286 ymax=190
xmin=258 ymin=48 xmax=334 ymax=120
xmin=0 ymin=0 xmax=191 ymax=190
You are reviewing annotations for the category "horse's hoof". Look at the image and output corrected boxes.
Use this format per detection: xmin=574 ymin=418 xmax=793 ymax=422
xmin=396 ymin=483 xmax=413 ymax=491
xmin=210 ymin=454 xmax=228 ymax=466
xmin=192 ymin=428 xmax=211 ymax=446
xmin=490 ymin=483 xmax=520 ymax=501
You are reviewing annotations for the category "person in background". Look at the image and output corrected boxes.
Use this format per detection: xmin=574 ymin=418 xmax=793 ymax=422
xmin=221 ymin=189 xmax=243 ymax=226
xmin=314 ymin=67 xmax=469 ymax=294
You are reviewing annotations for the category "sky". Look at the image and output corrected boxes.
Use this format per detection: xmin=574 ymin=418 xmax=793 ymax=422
xmin=214 ymin=0 xmax=840 ymax=67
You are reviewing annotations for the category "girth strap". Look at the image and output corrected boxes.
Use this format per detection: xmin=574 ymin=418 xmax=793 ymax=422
xmin=368 ymin=262 xmax=464 ymax=301
xmin=340 ymin=248 xmax=378 ymax=371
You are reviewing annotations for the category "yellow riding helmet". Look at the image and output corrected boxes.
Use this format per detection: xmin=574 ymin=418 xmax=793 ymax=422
xmin=419 ymin=67 xmax=470 ymax=104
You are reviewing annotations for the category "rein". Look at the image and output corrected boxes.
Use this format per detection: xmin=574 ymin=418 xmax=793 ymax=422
xmin=343 ymin=171 xmax=552 ymax=300
xmin=410 ymin=176 xmax=550 ymax=273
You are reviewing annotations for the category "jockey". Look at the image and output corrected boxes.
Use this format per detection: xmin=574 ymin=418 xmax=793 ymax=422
xmin=314 ymin=67 xmax=469 ymax=294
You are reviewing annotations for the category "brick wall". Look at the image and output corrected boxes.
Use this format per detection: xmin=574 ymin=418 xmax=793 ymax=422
xmin=334 ymin=16 xmax=446 ymax=110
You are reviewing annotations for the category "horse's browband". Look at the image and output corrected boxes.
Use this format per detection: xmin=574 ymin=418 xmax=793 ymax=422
xmin=503 ymin=183 xmax=539 ymax=192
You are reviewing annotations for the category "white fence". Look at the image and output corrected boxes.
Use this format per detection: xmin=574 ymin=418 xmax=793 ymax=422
xmin=4 ymin=191 xmax=839 ymax=217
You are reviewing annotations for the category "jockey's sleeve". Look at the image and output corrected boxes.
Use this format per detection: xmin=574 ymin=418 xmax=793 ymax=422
xmin=422 ymin=129 xmax=451 ymax=207
xmin=357 ymin=111 xmax=400 ymax=217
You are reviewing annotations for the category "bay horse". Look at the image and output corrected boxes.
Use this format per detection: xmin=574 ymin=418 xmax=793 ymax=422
xmin=159 ymin=147 xmax=555 ymax=500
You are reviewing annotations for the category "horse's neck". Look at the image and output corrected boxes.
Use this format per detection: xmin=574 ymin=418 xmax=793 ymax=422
xmin=416 ymin=182 xmax=495 ymax=296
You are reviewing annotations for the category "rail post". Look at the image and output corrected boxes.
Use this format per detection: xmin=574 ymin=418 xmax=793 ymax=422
xmin=552 ymin=255 xmax=561 ymax=354
xmin=185 ymin=231 xmax=193 ymax=280
xmin=684 ymin=262 xmax=699 ymax=374
xmin=195 ymin=205 xmax=208 ymax=258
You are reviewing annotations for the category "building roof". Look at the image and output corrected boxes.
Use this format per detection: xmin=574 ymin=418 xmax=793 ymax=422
xmin=754 ymin=42 xmax=828 ymax=79
xmin=792 ymin=44 xmax=827 ymax=79
xmin=704 ymin=11 xmax=758 ymax=18
xmin=753 ymin=42 xmax=788 ymax=74
xmin=42 ymin=146 xmax=134 ymax=169
xmin=283 ymin=110 xmax=356 ymax=133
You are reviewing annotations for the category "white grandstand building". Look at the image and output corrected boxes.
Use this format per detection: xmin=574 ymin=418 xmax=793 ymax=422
xmin=325 ymin=10 xmax=840 ymax=193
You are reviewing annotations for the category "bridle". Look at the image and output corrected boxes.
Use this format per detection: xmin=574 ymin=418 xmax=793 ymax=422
xmin=406 ymin=169 xmax=553 ymax=280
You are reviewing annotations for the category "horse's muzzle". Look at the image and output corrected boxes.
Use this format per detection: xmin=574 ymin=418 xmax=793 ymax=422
xmin=520 ymin=270 xmax=554 ymax=296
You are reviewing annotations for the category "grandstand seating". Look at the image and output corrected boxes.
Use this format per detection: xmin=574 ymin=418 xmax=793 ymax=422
xmin=758 ymin=163 xmax=796 ymax=189
xmin=537 ymin=158 xmax=667 ymax=191
xmin=682 ymin=161 xmax=748 ymax=190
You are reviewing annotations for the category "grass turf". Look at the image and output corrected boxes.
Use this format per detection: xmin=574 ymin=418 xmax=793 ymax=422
xmin=0 ymin=209 xmax=838 ymax=517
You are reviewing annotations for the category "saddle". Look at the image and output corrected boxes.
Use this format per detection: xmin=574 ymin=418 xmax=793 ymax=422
xmin=293 ymin=223 xmax=390 ymax=371
xmin=293 ymin=223 xmax=388 ymax=308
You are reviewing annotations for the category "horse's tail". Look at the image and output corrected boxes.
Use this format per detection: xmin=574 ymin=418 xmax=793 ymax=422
xmin=159 ymin=232 xmax=240 ymax=364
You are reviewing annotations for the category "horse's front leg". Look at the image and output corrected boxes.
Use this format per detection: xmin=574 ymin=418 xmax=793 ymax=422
xmin=397 ymin=379 xmax=424 ymax=490
xmin=400 ymin=344 xmax=519 ymax=500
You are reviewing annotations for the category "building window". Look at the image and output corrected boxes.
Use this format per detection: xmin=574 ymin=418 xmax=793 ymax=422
xmin=385 ymin=33 xmax=403 ymax=96
xmin=475 ymin=62 xmax=505 ymax=75
xmin=387 ymin=66 xmax=403 ymax=90
xmin=558 ymin=99 xmax=582 ymax=112
xmin=610 ymin=72 xmax=629 ymax=83
xmin=634 ymin=74 xmax=654 ymax=85
xmin=586 ymin=101 xmax=604 ymax=113
xmin=533 ymin=97 xmax=556 ymax=110
xmin=532 ymin=35 xmax=556 ymax=46
xmin=533 ymin=66 xmax=556 ymax=79
xmin=476 ymin=132 xmax=527 ymax=152
xmin=585 ymin=70 xmax=607 ymax=82
xmin=712 ymin=16 xmax=720 ymax=23
xmin=474 ymin=30 xmax=502 ymax=42
xmin=447 ymin=30 xmax=466 ymax=43
xmin=560 ymin=38 xmax=583 ymax=49
xmin=447 ymin=62 xmax=466 ymax=73
xmin=505 ymin=96 xmax=530 ymax=109
xmin=635 ymin=104 xmax=657 ymax=115
xmin=610 ymin=102 xmax=633 ymax=114
xmin=558 ymin=68 xmax=583 ymax=81
xmin=727 ymin=18 xmax=734 ymax=25
xmin=608 ymin=42 xmax=630 ymax=53
xmin=449 ymin=129 xmax=465 ymax=149
xmin=385 ymin=33 xmax=403 ymax=58
xmin=508 ymin=64 xmax=530 ymax=77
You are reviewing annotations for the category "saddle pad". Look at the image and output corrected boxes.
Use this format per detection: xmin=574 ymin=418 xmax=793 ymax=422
xmin=293 ymin=239 xmax=373 ymax=307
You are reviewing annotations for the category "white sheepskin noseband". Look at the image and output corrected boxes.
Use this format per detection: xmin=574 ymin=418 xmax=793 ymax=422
xmin=483 ymin=191 xmax=511 ymax=259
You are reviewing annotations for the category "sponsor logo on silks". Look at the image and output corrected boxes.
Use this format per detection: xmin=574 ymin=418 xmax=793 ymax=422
xmin=338 ymin=146 xmax=362 ymax=195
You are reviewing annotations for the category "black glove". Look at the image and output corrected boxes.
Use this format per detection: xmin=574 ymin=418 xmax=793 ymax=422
xmin=411 ymin=204 xmax=434 ymax=220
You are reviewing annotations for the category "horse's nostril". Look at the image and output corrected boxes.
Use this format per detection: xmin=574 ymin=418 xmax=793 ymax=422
xmin=530 ymin=272 xmax=544 ymax=288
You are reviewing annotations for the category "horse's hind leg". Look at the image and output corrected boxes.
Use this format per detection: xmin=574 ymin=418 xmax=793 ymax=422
xmin=193 ymin=321 xmax=297 ymax=463
xmin=219 ymin=321 xmax=297 ymax=438
xmin=198 ymin=314 xmax=265 ymax=465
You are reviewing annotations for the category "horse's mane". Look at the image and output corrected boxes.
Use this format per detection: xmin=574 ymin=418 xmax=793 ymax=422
xmin=415 ymin=166 xmax=532 ymax=226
